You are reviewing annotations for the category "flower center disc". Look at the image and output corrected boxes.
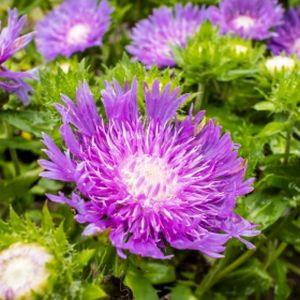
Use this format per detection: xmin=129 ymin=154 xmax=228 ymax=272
xmin=120 ymin=154 xmax=179 ymax=204
xmin=67 ymin=24 xmax=90 ymax=45
xmin=2 ymin=257 xmax=36 ymax=290
xmin=233 ymin=15 xmax=255 ymax=30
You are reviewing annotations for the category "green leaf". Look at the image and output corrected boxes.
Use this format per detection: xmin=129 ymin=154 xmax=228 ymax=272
xmin=0 ymin=110 xmax=59 ymax=137
xmin=0 ymin=137 xmax=41 ymax=151
xmin=278 ymin=222 xmax=300 ymax=246
xmin=74 ymin=249 xmax=96 ymax=268
xmin=237 ymin=191 xmax=288 ymax=230
xmin=53 ymin=223 xmax=69 ymax=252
xmin=125 ymin=266 xmax=159 ymax=300
xmin=8 ymin=207 xmax=23 ymax=230
xmin=82 ymin=283 xmax=106 ymax=300
xmin=271 ymin=260 xmax=291 ymax=300
xmin=215 ymin=261 xmax=272 ymax=297
xmin=170 ymin=285 xmax=197 ymax=300
xmin=140 ymin=261 xmax=176 ymax=284
xmin=259 ymin=122 xmax=286 ymax=137
xmin=41 ymin=204 xmax=54 ymax=230
xmin=0 ymin=168 xmax=41 ymax=202
xmin=254 ymin=101 xmax=276 ymax=111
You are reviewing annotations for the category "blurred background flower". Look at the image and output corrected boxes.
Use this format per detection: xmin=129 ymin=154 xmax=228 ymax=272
xmin=127 ymin=3 xmax=209 ymax=68
xmin=36 ymin=0 xmax=112 ymax=61
xmin=209 ymin=0 xmax=283 ymax=40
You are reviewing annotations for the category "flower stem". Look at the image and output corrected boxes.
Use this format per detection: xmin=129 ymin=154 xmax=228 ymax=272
xmin=9 ymin=149 xmax=20 ymax=177
xmin=264 ymin=242 xmax=287 ymax=270
xmin=194 ymin=83 xmax=206 ymax=113
xmin=284 ymin=128 xmax=292 ymax=165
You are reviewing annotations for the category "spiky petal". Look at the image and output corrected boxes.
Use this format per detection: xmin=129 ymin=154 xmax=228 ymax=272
xmin=0 ymin=9 xmax=34 ymax=105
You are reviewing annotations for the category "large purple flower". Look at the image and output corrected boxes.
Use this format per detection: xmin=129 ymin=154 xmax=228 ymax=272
xmin=39 ymin=79 xmax=259 ymax=259
xmin=269 ymin=7 xmax=300 ymax=57
xmin=209 ymin=0 xmax=283 ymax=40
xmin=36 ymin=0 xmax=112 ymax=61
xmin=127 ymin=3 xmax=209 ymax=68
xmin=0 ymin=9 xmax=34 ymax=105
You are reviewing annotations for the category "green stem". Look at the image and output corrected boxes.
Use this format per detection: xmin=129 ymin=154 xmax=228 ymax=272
xmin=264 ymin=242 xmax=287 ymax=270
xmin=9 ymin=149 xmax=20 ymax=176
xmin=284 ymin=128 xmax=292 ymax=165
xmin=194 ymin=83 xmax=206 ymax=113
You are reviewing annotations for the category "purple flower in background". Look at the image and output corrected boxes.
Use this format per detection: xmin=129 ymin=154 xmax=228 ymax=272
xmin=209 ymin=0 xmax=283 ymax=40
xmin=39 ymin=79 xmax=259 ymax=259
xmin=127 ymin=3 xmax=209 ymax=68
xmin=36 ymin=0 xmax=112 ymax=61
xmin=269 ymin=7 xmax=300 ymax=57
xmin=0 ymin=9 xmax=34 ymax=105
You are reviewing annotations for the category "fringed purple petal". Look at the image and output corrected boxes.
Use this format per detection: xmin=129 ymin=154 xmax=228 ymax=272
xmin=39 ymin=133 xmax=76 ymax=181
xmin=57 ymin=81 xmax=101 ymax=136
xmin=144 ymin=80 xmax=189 ymax=124
xmin=101 ymin=78 xmax=139 ymax=122
xmin=0 ymin=9 xmax=33 ymax=64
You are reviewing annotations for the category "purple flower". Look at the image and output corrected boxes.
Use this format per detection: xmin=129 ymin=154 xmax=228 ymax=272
xmin=39 ymin=79 xmax=259 ymax=259
xmin=0 ymin=9 xmax=34 ymax=105
xmin=36 ymin=0 xmax=112 ymax=61
xmin=269 ymin=7 xmax=300 ymax=57
xmin=209 ymin=0 xmax=283 ymax=40
xmin=127 ymin=3 xmax=209 ymax=68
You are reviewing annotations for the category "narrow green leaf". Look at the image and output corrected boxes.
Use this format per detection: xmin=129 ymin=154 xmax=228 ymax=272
xmin=254 ymin=101 xmax=276 ymax=111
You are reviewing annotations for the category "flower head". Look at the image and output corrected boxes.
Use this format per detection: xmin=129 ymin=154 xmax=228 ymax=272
xmin=209 ymin=0 xmax=283 ymax=40
xmin=0 ymin=243 xmax=52 ymax=299
xmin=0 ymin=8 xmax=34 ymax=105
xmin=127 ymin=3 xmax=209 ymax=68
xmin=265 ymin=56 xmax=296 ymax=74
xmin=39 ymin=79 xmax=259 ymax=259
xmin=36 ymin=0 xmax=112 ymax=61
xmin=268 ymin=7 xmax=300 ymax=58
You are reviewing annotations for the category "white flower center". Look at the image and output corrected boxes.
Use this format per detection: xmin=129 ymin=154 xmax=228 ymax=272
xmin=67 ymin=24 xmax=90 ymax=45
xmin=265 ymin=56 xmax=295 ymax=73
xmin=292 ymin=38 xmax=300 ymax=57
xmin=120 ymin=154 xmax=179 ymax=205
xmin=233 ymin=16 xmax=255 ymax=30
xmin=0 ymin=243 xmax=52 ymax=299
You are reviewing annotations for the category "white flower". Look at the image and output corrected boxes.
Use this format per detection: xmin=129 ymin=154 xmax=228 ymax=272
xmin=0 ymin=243 xmax=52 ymax=299
xmin=265 ymin=56 xmax=295 ymax=74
